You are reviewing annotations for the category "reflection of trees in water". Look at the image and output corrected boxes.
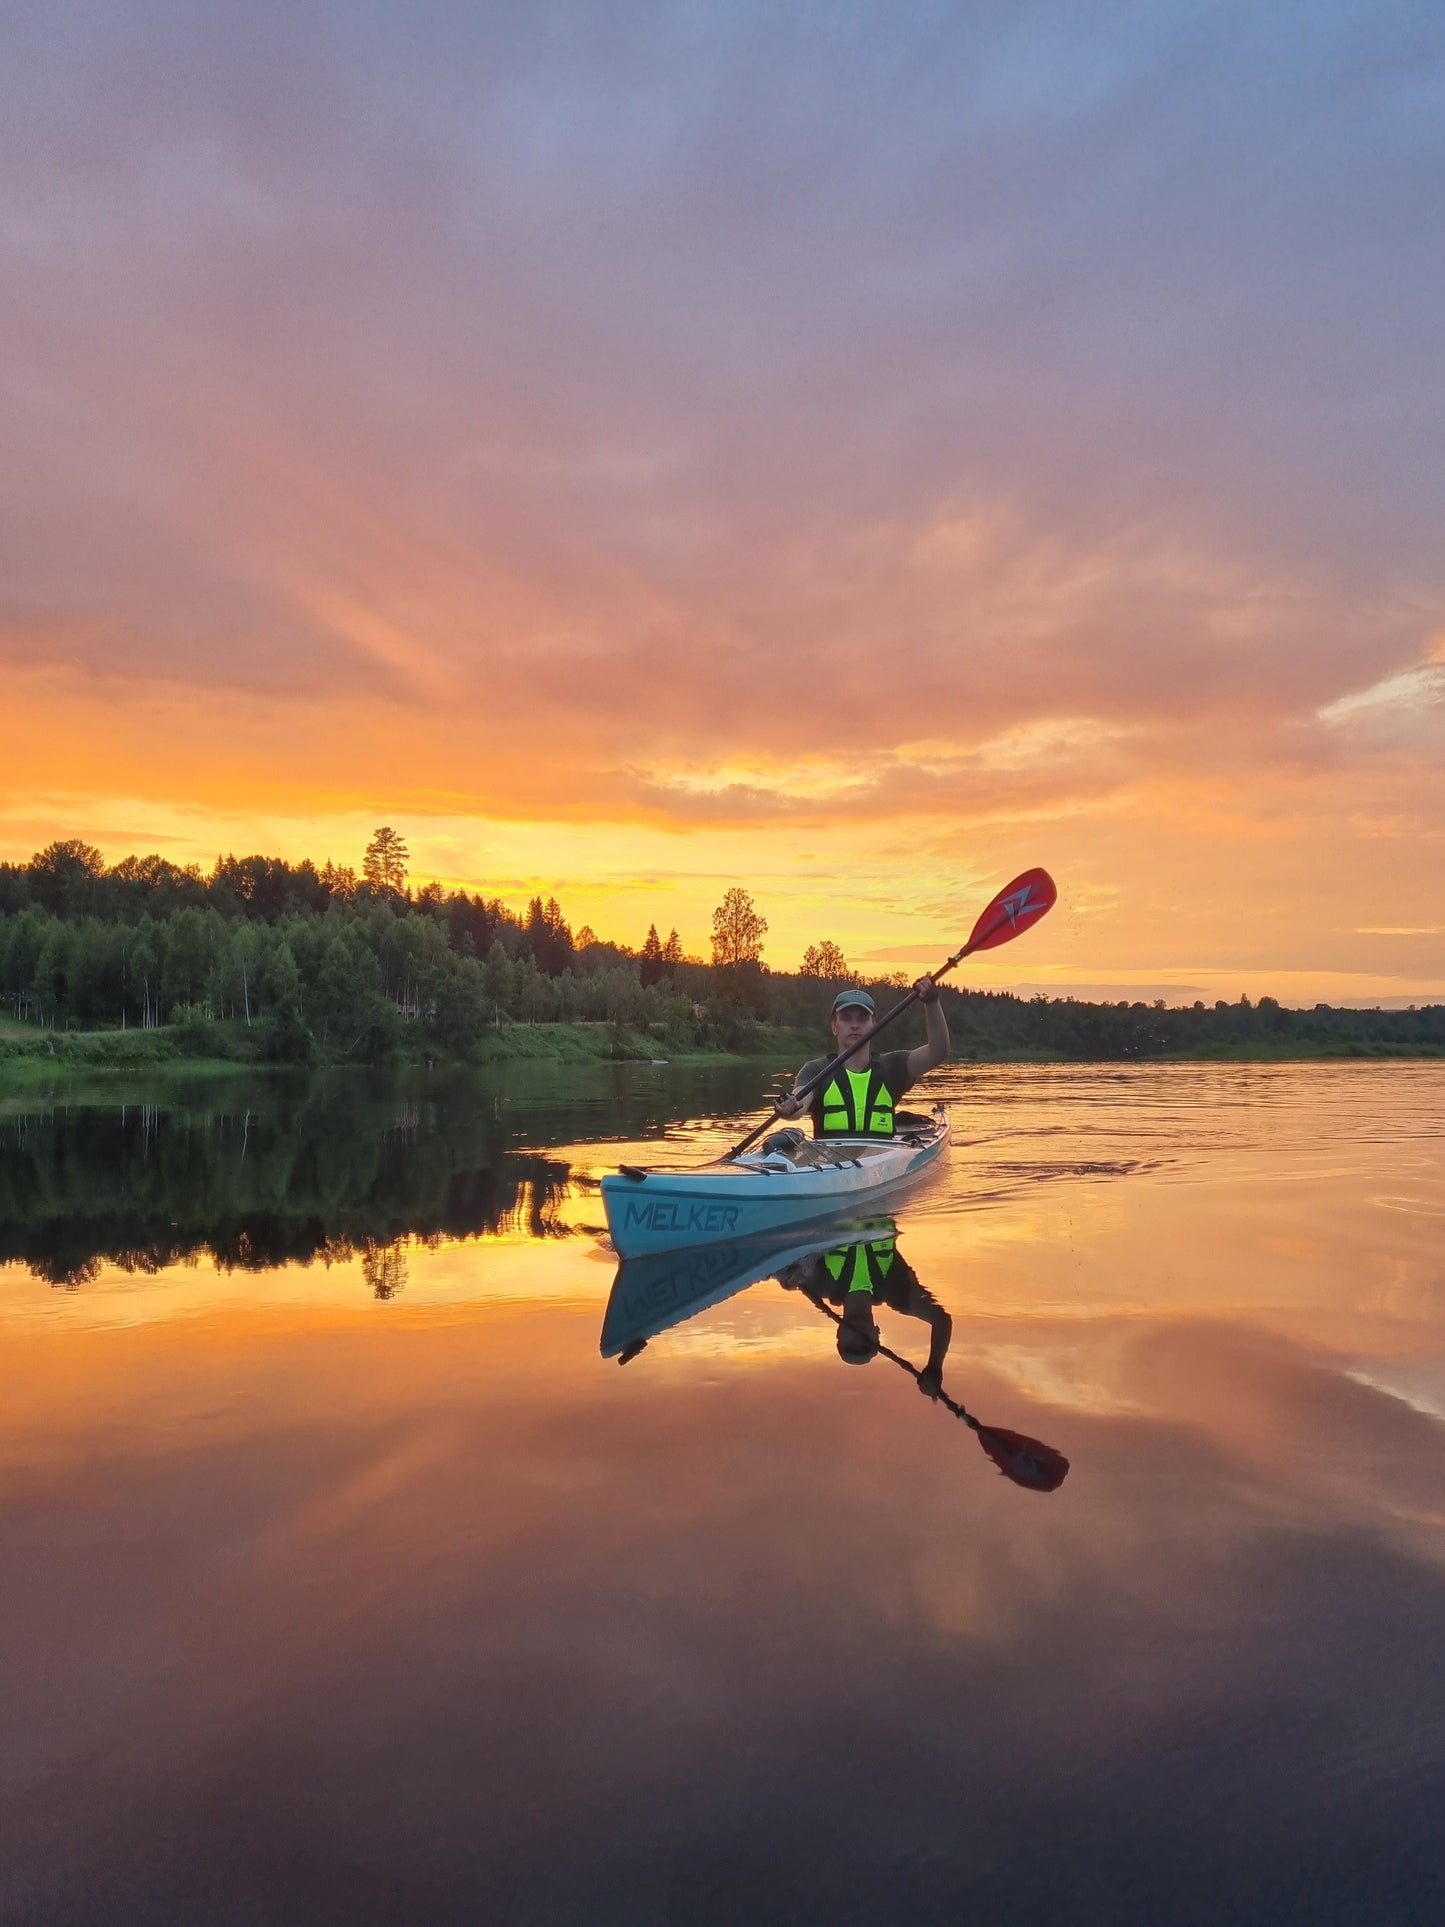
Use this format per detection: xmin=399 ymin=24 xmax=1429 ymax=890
xmin=1 ymin=1102 xmax=573 ymax=1288
xmin=48 ymin=1257 xmax=102 ymax=1292
xmin=512 ymin=1172 xmax=572 ymax=1242
xmin=361 ymin=1243 xmax=407 ymax=1300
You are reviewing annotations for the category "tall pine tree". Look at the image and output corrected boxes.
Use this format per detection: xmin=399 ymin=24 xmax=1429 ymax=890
xmin=639 ymin=923 xmax=664 ymax=986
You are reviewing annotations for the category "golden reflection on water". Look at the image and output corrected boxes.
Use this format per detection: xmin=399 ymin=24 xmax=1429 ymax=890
xmin=5 ymin=1062 xmax=1443 ymax=1390
xmin=3 ymin=1063 xmax=1441 ymax=1621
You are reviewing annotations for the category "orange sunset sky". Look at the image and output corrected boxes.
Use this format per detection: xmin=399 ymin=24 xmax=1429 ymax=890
xmin=4 ymin=4 xmax=1442 ymax=1004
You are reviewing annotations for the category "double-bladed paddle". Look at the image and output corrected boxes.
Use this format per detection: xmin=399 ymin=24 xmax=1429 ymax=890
xmin=725 ymin=866 xmax=1056 ymax=1161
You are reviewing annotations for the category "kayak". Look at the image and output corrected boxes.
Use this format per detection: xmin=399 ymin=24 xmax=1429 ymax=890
xmin=601 ymin=1217 xmax=898 ymax=1359
xmin=600 ymin=1106 xmax=949 ymax=1259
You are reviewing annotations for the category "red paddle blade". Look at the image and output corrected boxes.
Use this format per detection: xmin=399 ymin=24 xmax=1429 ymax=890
xmin=975 ymin=1425 xmax=1070 ymax=1492
xmin=963 ymin=867 xmax=1056 ymax=956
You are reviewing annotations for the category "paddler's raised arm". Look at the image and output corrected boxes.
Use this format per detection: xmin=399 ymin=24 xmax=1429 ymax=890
xmin=905 ymin=976 xmax=950 ymax=1082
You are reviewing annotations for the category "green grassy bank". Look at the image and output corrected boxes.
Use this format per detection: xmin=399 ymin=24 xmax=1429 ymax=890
xmin=0 ymin=1015 xmax=822 ymax=1094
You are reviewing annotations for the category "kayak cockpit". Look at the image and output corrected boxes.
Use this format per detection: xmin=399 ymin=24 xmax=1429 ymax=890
xmin=730 ymin=1109 xmax=942 ymax=1173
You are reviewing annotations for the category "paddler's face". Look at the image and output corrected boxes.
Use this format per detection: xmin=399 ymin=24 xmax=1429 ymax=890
xmin=830 ymin=1005 xmax=872 ymax=1054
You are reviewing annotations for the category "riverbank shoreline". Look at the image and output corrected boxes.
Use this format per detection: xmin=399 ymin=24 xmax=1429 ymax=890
xmin=1 ymin=1015 xmax=1440 ymax=1097
xmin=0 ymin=1017 xmax=823 ymax=1094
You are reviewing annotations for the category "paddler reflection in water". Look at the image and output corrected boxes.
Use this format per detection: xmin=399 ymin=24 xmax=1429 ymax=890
xmin=601 ymin=1227 xmax=1069 ymax=1490
xmin=777 ymin=1231 xmax=1069 ymax=1489
xmin=773 ymin=980 xmax=951 ymax=1138
xmin=778 ymin=1227 xmax=953 ymax=1398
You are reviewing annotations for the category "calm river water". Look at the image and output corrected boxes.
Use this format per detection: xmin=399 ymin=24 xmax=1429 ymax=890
xmin=3 ymin=1060 xmax=1445 ymax=1924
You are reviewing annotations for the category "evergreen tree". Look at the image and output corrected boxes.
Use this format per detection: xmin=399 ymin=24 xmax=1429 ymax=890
xmin=362 ymin=826 xmax=410 ymax=894
xmin=524 ymin=895 xmax=574 ymax=976
xmin=319 ymin=859 xmax=358 ymax=904
xmin=639 ymin=923 xmax=665 ymax=987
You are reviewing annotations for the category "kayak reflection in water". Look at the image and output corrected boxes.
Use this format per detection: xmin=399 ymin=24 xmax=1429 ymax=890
xmin=776 ymin=1229 xmax=952 ymax=1400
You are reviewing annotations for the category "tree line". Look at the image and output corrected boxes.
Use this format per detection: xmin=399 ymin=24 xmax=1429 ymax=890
xmin=1 ymin=836 xmax=1441 ymax=1062
xmin=0 ymin=835 xmax=711 ymax=1059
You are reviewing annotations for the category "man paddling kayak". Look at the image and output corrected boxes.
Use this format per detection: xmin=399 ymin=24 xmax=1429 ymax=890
xmin=774 ymin=979 xmax=950 ymax=1138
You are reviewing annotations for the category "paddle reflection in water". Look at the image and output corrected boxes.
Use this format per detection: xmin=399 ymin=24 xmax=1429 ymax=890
xmin=602 ymin=1217 xmax=1070 ymax=1492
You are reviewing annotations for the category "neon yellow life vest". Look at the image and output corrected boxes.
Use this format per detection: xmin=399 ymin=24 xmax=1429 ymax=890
xmin=823 ymin=1237 xmax=897 ymax=1295
xmin=816 ymin=1065 xmax=894 ymax=1138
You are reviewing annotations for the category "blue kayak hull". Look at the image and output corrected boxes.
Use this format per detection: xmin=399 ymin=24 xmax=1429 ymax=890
xmin=600 ymin=1109 xmax=949 ymax=1259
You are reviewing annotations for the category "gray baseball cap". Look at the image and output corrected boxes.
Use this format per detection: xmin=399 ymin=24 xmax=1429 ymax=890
xmin=831 ymin=988 xmax=876 ymax=1016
